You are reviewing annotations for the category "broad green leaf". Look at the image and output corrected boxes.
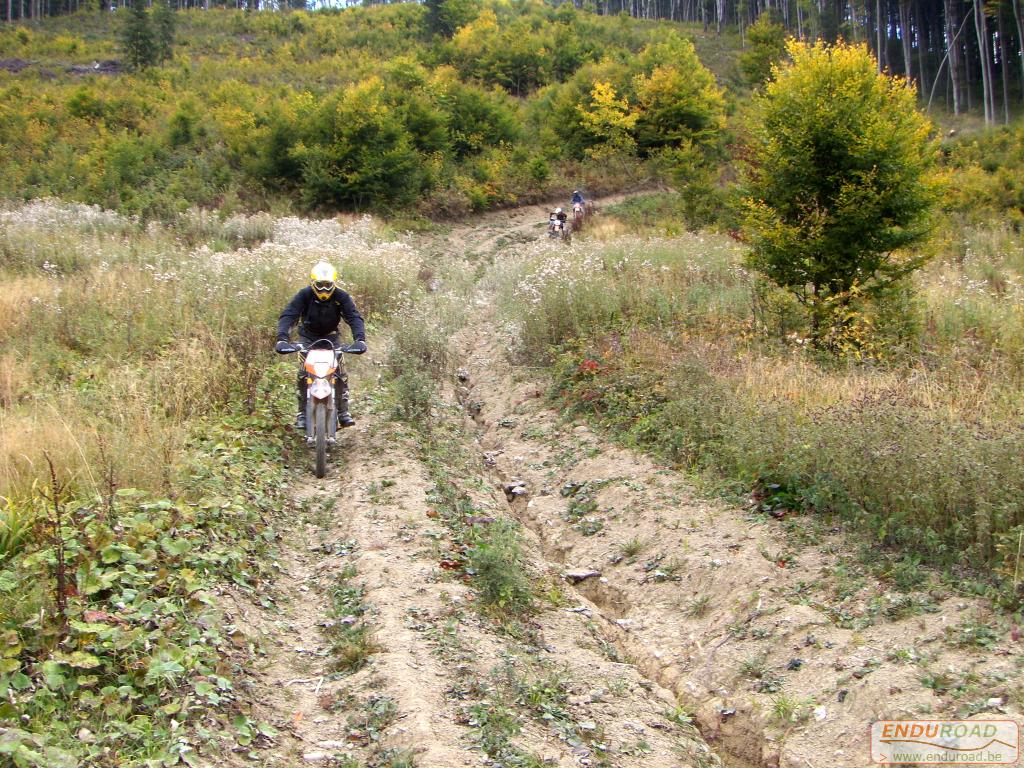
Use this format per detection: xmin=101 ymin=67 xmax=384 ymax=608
xmin=40 ymin=660 xmax=67 ymax=689
xmin=53 ymin=651 xmax=102 ymax=669
xmin=256 ymin=722 xmax=278 ymax=738
xmin=161 ymin=537 xmax=192 ymax=557
xmin=9 ymin=671 xmax=30 ymax=691
xmin=162 ymin=699 xmax=183 ymax=715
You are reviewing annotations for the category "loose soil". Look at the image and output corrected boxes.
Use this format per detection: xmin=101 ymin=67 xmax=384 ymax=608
xmin=231 ymin=198 xmax=1023 ymax=768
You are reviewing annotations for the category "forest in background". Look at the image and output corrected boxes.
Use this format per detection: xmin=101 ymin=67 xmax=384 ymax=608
xmin=0 ymin=1 xmax=1021 ymax=227
xmin=3 ymin=0 xmax=1022 ymax=127
xmin=0 ymin=3 xmax=737 ymax=220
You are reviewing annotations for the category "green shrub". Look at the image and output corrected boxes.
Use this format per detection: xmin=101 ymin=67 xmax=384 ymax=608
xmin=742 ymin=39 xmax=938 ymax=345
xmin=466 ymin=519 xmax=534 ymax=615
xmin=738 ymin=15 xmax=787 ymax=88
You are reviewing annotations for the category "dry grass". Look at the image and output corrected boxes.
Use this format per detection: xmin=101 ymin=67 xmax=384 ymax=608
xmin=0 ymin=201 xmax=423 ymax=502
xmin=501 ymin=224 xmax=1024 ymax=598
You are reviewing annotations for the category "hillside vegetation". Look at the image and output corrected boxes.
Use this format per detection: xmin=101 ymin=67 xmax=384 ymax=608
xmin=0 ymin=4 xmax=732 ymax=220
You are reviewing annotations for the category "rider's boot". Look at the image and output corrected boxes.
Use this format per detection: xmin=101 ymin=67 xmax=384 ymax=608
xmin=295 ymin=374 xmax=307 ymax=430
xmin=336 ymin=376 xmax=354 ymax=428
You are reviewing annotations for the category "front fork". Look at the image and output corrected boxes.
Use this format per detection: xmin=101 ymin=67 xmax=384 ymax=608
xmin=299 ymin=359 xmax=348 ymax=443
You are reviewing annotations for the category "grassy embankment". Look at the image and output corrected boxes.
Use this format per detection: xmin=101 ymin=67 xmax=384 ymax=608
xmin=494 ymin=121 xmax=1024 ymax=606
xmin=0 ymin=200 xmax=425 ymax=764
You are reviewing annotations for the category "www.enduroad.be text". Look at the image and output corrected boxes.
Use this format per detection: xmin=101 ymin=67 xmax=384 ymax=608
xmin=892 ymin=752 xmax=1009 ymax=763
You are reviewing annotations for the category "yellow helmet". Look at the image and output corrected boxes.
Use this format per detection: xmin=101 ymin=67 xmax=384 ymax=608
xmin=309 ymin=261 xmax=337 ymax=301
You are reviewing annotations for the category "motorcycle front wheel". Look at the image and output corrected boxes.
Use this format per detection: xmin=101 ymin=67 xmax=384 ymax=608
xmin=314 ymin=403 xmax=327 ymax=478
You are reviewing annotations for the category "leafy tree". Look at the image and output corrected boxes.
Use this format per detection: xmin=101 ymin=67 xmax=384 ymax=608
xmin=424 ymin=0 xmax=478 ymax=38
xmin=434 ymin=74 xmax=520 ymax=159
xmin=151 ymin=0 xmax=176 ymax=65
xmin=633 ymin=63 xmax=725 ymax=155
xmin=577 ymin=81 xmax=637 ymax=160
xmin=449 ymin=10 xmax=551 ymax=96
xmin=545 ymin=59 xmax=633 ymax=158
xmin=292 ymin=78 xmax=426 ymax=210
xmin=741 ymin=40 xmax=938 ymax=343
xmin=738 ymin=15 xmax=787 ymax=88
xmin=119 ymin=0 xmax=156 ymax=72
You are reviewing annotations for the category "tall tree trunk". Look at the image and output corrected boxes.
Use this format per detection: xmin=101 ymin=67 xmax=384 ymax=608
xmin=997 ymin=4 xmax=1010 ymax=121
xmin=964 ymin=27 xmax=974 ymax=111
xmin=1012 ymin=0 xmax=1024 ymax=101
xmin=944 ymin=0 xmax=963 ymax=113
xmin=916 ymin=0 xmax=929 ymax=92
xmin=899 ymin=0 xmax=913 ymax=79
xmin=877 ymin=0 xmax=885 ymax=70
xmin=973 ymin=0 xmax=993 ymax=124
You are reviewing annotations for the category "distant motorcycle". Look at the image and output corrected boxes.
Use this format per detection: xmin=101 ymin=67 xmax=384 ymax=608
xmin=572 ymin=202 xmax=585 ymax=223
xmin=548 ymin=218 xmax=571 ymax=243
xmin=276 ymin=339 xmax=363 ymax=478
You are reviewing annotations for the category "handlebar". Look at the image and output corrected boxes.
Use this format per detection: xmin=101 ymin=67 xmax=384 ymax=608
xmin=276 ymin=339 xmax=366 ymax=355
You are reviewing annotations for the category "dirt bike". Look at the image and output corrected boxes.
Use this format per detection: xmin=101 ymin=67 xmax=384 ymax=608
xmin=277 ymin=339 xmax=363 ymax=478
xmin=572 ymin=202 xmax=585 ymax=223
xmin=548 ymin=218 xmax=571 ymax=243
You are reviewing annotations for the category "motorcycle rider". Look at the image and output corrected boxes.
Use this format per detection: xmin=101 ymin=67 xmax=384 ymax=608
xmin=571 ymin=190 xmax=585 ymax=211
xmin=276 ymin=261 xmax=367 ymax=430
xmin=549 ymin=207 xmax=568 ymax=232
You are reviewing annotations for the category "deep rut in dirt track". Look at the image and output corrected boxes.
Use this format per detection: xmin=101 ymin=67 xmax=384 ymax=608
xmin=232 ymin=199 xmax=1021 ymax=768
xmin=235 ymin=314 xmax=725 ymax=764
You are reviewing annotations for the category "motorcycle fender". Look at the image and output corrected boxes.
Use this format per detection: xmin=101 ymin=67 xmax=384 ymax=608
xmin=310 ymin=379 xmax=332 ymax=399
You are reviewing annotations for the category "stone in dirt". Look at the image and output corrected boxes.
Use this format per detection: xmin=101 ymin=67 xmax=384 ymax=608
xmin=564 ymin=569 xmax=601 ymax=584
xmin=503 ymin=480 xmax=528 ymax=499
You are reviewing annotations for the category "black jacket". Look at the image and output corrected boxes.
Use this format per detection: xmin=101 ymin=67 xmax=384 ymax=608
xmin=277 ymin=286 xmax=366 ymax=342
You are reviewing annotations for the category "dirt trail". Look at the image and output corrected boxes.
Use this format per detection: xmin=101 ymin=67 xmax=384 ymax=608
xmin=231 ymin=453 xmax=480 ymax=766
xmin=235 ymin=195 xmax=1022 ymax=768
xmin=236 ymin=290 xmax=724 ymax=767
xmin=437 ymin=201 xmax=1024 ymax=768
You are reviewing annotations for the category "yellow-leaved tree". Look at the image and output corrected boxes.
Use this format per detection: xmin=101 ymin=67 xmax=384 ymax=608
xmin=576 ymin=81 xmax=637 ymax=160
xmin=742 ymin=40 xmax=938 ymax=346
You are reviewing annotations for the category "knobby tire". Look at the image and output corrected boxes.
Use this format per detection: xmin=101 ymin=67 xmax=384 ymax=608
xmin=314 ymin=404 xmax=327 ymax=478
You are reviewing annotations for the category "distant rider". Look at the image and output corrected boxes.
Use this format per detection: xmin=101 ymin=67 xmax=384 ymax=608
xmin=571 ymin=190 xmax=585 ymax=209
xmin=276 ymin=261 xmax=367 ymax=429
xmin=550 ymin=207 xmax=568 ymax=232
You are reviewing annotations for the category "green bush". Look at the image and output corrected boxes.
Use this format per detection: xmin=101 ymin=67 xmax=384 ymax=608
xmin=466 ymin=519 xmax=534 ymax=614
xmin=742 ymin=40 xmax=938 ymax=345
xmin=738 ymin=15 xmax=787 ymax=88
xmin=293 ymin=78 xmax=427 ymax=210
